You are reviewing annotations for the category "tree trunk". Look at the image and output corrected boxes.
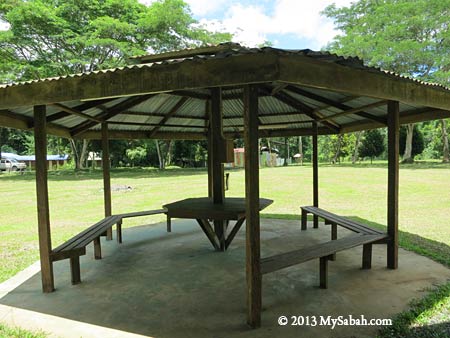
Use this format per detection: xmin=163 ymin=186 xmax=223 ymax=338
xmin=80 ymin=139 xmax=89 ymax=168
xmin=402 ymin=123 xmax=414 ymax=163
xmin=298 ymin=136 xmax=303 ymax=165
xmin=69 ymin=139 xmax=80 ymax=169
xmin=155 ymin=140 xmax=165 ymax=169
xmin=165 ymin=140 xmax=173 ymax=167
xmin=283 ymin=137 xmax=288 ymax=166
xmin=332 ymin=135 xmax=343 ymax=164
xmin=442 ymin=119 xmax=449 ymax=163
xmin=352 ymin=131 xmax=363 ymax=164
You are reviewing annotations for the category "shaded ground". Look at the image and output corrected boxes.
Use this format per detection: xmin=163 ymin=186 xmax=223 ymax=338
xmin=0 ymin=219 xmax=449 ymax=338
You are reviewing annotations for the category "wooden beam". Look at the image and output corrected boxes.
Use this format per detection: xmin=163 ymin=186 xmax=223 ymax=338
xmin=170 ymin=90 xmax=210 ymax=100
xmin=0 ymin=53 xmax=279 ymax=109
xmin=121 ymin=111 xmax=206 ymax=121
xmin=102 ymin=123 xmax=112 ymax=240
xmin=70 ymin=94 xmax=156 ymax=137
xmin=50 ymin=103 xmax=103 ymax=122
xmin=318 ymin=100 xmax=388 ymax=123
xmin=312 ymin=121 xmax=319 ymax=229
xmin=263 ymin=86 xmax=341 ymax=132
xmin=76 ymin=130 xmax=207 ymax=140
xmin=148 ymin=97 xmax=189 ymax=137
xmin=279 ymin=54 xmax=450 ymax=111
xmin=243 ymin=84 xmax=261 ymax=328
xmin=45 ymin=98 xmax=114 ymax=124
xmin=34 ymin=105 xmax=54 ymax=293
xmin=106 ymin=120 xmax=206 ymax=129
xmin=387 ymin=101 xmax=399 ymax=269
xmin=285 ymin=85 xmax=387 ymax=124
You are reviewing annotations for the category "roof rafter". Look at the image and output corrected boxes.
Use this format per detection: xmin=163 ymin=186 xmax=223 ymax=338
xmin=70 ymin=94 xmax=156 ymax=137
xmin=285 ymin=85 xmax=387 ymax=125
xmin=260 ymin=85 xmax=340 ymax=132
xmin=148 ymin=97 xmax=189 ymax=137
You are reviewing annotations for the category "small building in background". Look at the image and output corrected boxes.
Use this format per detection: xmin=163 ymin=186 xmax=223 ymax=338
xmin=1 ymin=152 xmax=69 ymax=170
xmin=87 ymin=152 xmax=102 ymax=168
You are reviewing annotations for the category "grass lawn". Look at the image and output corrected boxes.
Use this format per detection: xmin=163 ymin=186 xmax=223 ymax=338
xmin=0 ymin=163 xmax=449 ymax=337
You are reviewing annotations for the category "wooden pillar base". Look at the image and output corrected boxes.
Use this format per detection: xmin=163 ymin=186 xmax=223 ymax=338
xmin=166 ymin=215 xmax=172 ymax=232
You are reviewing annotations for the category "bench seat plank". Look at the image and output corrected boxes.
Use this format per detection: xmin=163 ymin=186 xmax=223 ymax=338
xmin=116 ymin=208 xmax=167 ymax=219
xmin=261 ymin=233 xmax=388 ymax=274
xmin=301 ymin=206 xmax=383 ymax=235
xmin=53 ymin=215 xmax=120 ymax=253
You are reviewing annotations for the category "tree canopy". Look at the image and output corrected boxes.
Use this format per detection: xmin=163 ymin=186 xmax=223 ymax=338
xmin=0 ymin=0 xmax=231 ymax=82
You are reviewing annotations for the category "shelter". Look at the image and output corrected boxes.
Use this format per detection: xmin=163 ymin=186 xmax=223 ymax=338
xmin=1 ymin=43 xmax=450 ymax=328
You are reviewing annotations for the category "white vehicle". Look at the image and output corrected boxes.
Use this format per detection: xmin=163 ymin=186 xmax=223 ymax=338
xmin=0 ymin=159 xmax=27 ymax=172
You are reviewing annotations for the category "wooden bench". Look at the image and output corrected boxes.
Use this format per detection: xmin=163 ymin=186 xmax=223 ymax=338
xmin=261 ymin=206 xmax=389 ymax=289
xmin=115 ymin=208 xmax=169 ymax=243
xmin=51 ymin=215 xmax=121 ymax=284
xmin=301 ymin=206 xmax=384 ymax=235
xmin=261 ymin=233 xmax=388 ymax=288
xmin=51 ymin=208 xmax=168 ymax=285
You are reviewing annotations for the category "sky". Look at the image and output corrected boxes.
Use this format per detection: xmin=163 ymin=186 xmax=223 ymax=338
xmin=0 ymin=0 xmax=353 ymax=50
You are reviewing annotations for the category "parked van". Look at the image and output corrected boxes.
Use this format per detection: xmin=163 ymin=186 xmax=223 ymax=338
xmin=0 ymin=159 xmax=27 ymax=172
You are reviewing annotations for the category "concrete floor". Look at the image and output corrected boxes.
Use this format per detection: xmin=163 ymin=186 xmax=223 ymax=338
xmin=0 ymin=219 xmax=449 ymax=338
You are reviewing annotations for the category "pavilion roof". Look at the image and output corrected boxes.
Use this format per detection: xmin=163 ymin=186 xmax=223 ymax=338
xmin=1 ymin=42 xmax=449 ymax=140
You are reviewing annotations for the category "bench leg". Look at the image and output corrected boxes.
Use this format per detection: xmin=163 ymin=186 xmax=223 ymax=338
xmin=106 ymin=228 xmax=113 ymax=241
xmin=94 ymin=237 xmax=102 ymax=260
xmin=319 ymin=256 xmax=328 ymax=289
xmin=117 ymin=220 xmax=122 ymax=244
xmin=362 ymin=244 xmax=372 ymax=269
xmin=330 ymin=223 xmax=337 ymax=261
xmin=166 ymin=215 xmax=171 ymax=233
xmin=313 ymin=215 xmax=319 ymax=229
xmin=70 ymin=256 xmax=81 ymax=285
xmin=301 ymin=210 xmax=307 ymax=230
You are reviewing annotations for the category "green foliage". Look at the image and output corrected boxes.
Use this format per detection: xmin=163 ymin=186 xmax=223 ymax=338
xmin=359 ymin=129 xmax=385 ymax=162
xmin=126 ymin=146 xmax=147 ymax=167
xmin=323 ymin=0 xmax=450 ymax=86
xmin=0 ymin=0 xmax=231 ymax=82
xmin=400 ymin=125 xmax=425 ymax=158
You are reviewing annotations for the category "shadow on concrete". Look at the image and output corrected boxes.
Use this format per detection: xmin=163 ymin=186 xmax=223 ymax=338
xmin=0 ymin=218 xmax=449 ymax=338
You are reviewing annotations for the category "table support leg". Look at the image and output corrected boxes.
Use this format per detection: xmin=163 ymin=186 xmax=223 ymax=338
xmin=225 ymin=218 xmax=245 ymax=249
xmin=196 ymin=219 xmax=220 ymax=251
xmin=214 ymin=220 xmax=227 ymax=251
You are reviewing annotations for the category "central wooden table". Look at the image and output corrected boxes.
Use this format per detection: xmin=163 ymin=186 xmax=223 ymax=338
xmin=163 ymin=197 xmax=273 ymax=251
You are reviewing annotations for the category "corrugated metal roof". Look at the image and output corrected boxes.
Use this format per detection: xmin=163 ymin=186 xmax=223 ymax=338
xmin=1 ymin=43 xmax=450 ymax=139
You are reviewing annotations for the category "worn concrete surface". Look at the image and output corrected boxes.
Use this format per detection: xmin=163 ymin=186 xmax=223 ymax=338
xmin=0 ymin=219 xmax=449 ymax=338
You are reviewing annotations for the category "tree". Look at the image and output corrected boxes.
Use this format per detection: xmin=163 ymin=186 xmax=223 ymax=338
xmin=0 ymin=0 xmax=231 ymax=168
xmin=324 ymin=0 xmax=450 ymax=162
xmin=359 ymin=129 xmax=385 ymax=163
xmin=399 ymin=125 xmax=424 ymax=162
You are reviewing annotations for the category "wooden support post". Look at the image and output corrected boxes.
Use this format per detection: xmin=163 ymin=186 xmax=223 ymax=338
xmin=244 ymin=84 xmax=261 ymax=328
xmin=101 ymin=123 xmax=113 ymax=240
xmin=34 ymin=105 xmax=55 ymax=293
xmin=206 ymin=101 xmax=213 ymax=199
xmin=312 ymin=122 xmax=319 ymax=229
xmin=362 ymin=244 xmax=372 ymax=269
xmin=319 ymin=256 xmax=328 ymax=289
xmin=70 ymin=256 xmax=81 ymax=285
xmin=387 ymin=101 xmax=399 ymax=269
xmin=209 ymin=88 xmax=226 ymax=251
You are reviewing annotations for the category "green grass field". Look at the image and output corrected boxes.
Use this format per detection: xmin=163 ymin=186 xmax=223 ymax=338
xmin=0 ymin=163 xmax=449 ymax=337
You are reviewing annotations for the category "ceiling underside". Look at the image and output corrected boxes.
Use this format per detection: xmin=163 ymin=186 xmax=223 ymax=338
xmin=1 ymin=44 xmax=450 ymax=140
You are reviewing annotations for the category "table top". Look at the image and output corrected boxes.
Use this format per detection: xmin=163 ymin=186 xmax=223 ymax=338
xmin=163 ymin=197 xmax=273 ymax=220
